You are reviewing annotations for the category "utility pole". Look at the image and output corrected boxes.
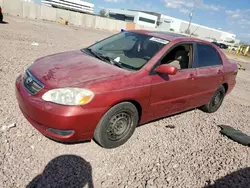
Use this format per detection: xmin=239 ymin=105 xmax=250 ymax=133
xmin=187 ymin=1 xmax=196 ymax=35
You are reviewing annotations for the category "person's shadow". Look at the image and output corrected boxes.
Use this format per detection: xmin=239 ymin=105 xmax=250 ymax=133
xmin=27 ymin=155 xmax=94 ymax=188
xmin=204 ymin=167 xmax=250 ymax=188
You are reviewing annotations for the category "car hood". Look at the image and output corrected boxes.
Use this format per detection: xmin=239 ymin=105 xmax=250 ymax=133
xmin=28 ymin=50 xmax=129 ymax=89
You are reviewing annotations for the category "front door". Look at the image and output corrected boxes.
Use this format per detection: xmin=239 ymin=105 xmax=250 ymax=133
xmin=149 ymin=43 xmax=198 ymax=119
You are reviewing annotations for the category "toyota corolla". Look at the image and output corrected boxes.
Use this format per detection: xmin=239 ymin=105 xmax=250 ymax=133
xmin=15 ymin=30 xmax=238 ymax=148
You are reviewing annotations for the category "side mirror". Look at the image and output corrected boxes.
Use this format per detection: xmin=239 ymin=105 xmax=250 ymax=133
xmin=155 ymin=64 xmax=177 ymax=75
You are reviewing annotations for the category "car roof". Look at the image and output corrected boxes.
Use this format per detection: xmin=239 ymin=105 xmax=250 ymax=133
xmin=130 ymin=30 xmax=209 ymax=43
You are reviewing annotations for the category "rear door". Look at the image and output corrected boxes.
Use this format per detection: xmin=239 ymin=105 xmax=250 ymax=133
xmin=192 ymin=43 xmax=224 ymax=106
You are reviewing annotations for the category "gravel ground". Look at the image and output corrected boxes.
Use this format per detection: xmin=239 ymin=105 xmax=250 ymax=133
xmin=1 ymin=16 xmax=250 ymax=188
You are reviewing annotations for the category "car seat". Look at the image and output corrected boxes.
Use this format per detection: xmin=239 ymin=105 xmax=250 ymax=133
xmin=168 ymin=50 xmax=189 ymax=69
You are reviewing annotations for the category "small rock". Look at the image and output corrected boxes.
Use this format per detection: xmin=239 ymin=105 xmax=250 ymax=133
xmin=31 ymin=42 xmax=39 ymax=46
xmin=172 ymin=163 xmax=179 ymax=168
xmin=166 ymin=176 xmax=171 ymax=182
xmin=1 ymin=123 xmax=16 ymax=132
xmin=165 ymin=125 xmax=175 ymax=129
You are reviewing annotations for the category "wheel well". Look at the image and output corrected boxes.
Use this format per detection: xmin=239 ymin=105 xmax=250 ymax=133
xmin=127 ymin=100 xmax=142 ymax=121
xmin=222 ymin=83 xmax=228 ymax=93
xmin=111 ymin=100 xmax=142 ymax=122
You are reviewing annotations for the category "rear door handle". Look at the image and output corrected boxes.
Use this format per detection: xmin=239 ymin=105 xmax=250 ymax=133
xmin=217 ymin=70 xmax=223 ymax=74
xmin=188 ymin=74 xmax=195 ymax=80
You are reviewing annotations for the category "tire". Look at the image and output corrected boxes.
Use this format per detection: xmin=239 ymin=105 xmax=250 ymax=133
xmin=0 ymin=13 xmax=3 ymax=23
xmin=94 ymin=102 xmax=139 ymax=148
xmin=201 ymin=85 xmax=225 ymax=113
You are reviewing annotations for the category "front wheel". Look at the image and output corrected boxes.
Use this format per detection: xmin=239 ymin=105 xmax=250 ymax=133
xmin=0 ymin=13 xmax=3 ymax=23
xmin=200 ymin=85 xmax=225 ymax=113
xmin=94 ymin=102 xmax=139 ymax=148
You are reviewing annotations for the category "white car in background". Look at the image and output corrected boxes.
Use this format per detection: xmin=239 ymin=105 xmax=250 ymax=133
xmin=231 ymin=45 xmax=239 ymax=51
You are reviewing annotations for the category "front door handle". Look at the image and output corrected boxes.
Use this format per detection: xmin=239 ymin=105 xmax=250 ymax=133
xmin=188 ymin=74 xmax=195 ymax=80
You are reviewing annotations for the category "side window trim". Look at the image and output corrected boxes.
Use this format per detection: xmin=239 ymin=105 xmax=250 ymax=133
xmin=215 ymin=49 xmax=223 ymax=65
xmin=194 ymin=42 xmax=223 ymax=68
xmin=193 ymin=43 xmax=199 ymax=68
xmin=150 ymin=42 xmax=195 ymax=75
xmin=194 ymin=65 xmax=222 ymax=70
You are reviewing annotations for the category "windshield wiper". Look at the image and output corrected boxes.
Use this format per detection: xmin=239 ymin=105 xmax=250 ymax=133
xmin=87 ymin=48 xmax=108 ymax=62
xmin=87 ymin=48 xmax=124 ymax=69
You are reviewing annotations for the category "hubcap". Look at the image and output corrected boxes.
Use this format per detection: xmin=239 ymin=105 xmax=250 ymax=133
xmin=107 ymin=112 xmax=132 ymax=141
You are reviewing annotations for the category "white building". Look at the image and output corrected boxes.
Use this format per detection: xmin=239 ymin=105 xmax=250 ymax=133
xmin=41 ymin=0 xmax=94 ymax=14
xmin=158 ymin=15 xmax=236 ymax=43
xmin=108 ymin=9 xmax=238 ymax=44
xmin=107 ymin=9 xmax=158 ymax=28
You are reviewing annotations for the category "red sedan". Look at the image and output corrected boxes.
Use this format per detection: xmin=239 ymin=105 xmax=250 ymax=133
xmin=15 ymin=30 xmax=238 ymax=148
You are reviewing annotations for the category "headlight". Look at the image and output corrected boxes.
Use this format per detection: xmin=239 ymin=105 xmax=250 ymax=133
xmin=42 ymin=88 xmax=94 ymax=106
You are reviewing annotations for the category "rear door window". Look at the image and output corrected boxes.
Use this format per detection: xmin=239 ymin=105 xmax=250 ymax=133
xmin=194 ymin=44 xmax=222 ymax=68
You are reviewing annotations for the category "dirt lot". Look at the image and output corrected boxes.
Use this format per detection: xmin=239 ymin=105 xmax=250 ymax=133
xmin=1 ymin=16 xmax=250 ymax=188
xmin=222 ymin=49 xmax=250 ymax=70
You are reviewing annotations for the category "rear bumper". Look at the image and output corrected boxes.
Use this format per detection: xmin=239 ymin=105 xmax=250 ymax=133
xmin=15 ymin=75 xmax=108 ymax=142
xmin=227 ymin=80 xmax=236 ymax=95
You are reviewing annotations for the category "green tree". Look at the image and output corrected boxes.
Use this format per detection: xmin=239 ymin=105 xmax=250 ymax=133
xmin=99 ymin=9 xmax=107 ymax=17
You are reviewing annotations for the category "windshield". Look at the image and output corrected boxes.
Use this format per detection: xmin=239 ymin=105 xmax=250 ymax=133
xmin=85 ymin=32 xmax=168 ymax=70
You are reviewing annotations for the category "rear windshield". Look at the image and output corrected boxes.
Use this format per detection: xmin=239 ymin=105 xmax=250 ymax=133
xmin=86 ymin=32 xmax=169 ymax=70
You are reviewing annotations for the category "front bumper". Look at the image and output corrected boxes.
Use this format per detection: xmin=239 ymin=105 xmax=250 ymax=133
xmin=15 ymin=75 xmax=108 ymax=142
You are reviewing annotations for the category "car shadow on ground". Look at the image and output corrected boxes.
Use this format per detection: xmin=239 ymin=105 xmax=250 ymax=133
xmin=26 ymin=155 xmax=94 ymax=188
xmin=0 ymin=21 xmax=8 ymax=24
xmin=45 ymin=135 xmax=92 ymax=145
xmin=204 ymin=167 xmax=250 ymax=188
xmin=138 ymin=108 xmax=196 ymax=128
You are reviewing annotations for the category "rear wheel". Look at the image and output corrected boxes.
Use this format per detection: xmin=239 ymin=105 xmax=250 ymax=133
xmin=201 ymin=85 xmax=225 ymax=113
xmin=94 ymin=102 xmax=139 ymax=148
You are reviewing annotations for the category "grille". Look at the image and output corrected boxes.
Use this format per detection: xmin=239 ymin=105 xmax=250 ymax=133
xmin=23 ymin=70 xmax=44 ymax=95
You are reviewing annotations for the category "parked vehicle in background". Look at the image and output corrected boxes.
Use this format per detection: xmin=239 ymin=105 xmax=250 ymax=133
xmin=231 ymin=45 xmax=239 ymax=51
xmin=212 ymin=41 xmax=221 ymax=47
xmin=218 ymin=43 xmax=228 ymax=49
xmin=15 ymin=30 xmax=238 ymax=148
xmin=212 ymin=42 xmax=228 ymax=49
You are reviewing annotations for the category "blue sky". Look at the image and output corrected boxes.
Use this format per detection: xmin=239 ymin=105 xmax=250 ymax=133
xmin=35 ymin=0 xmax=250 ymax=43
